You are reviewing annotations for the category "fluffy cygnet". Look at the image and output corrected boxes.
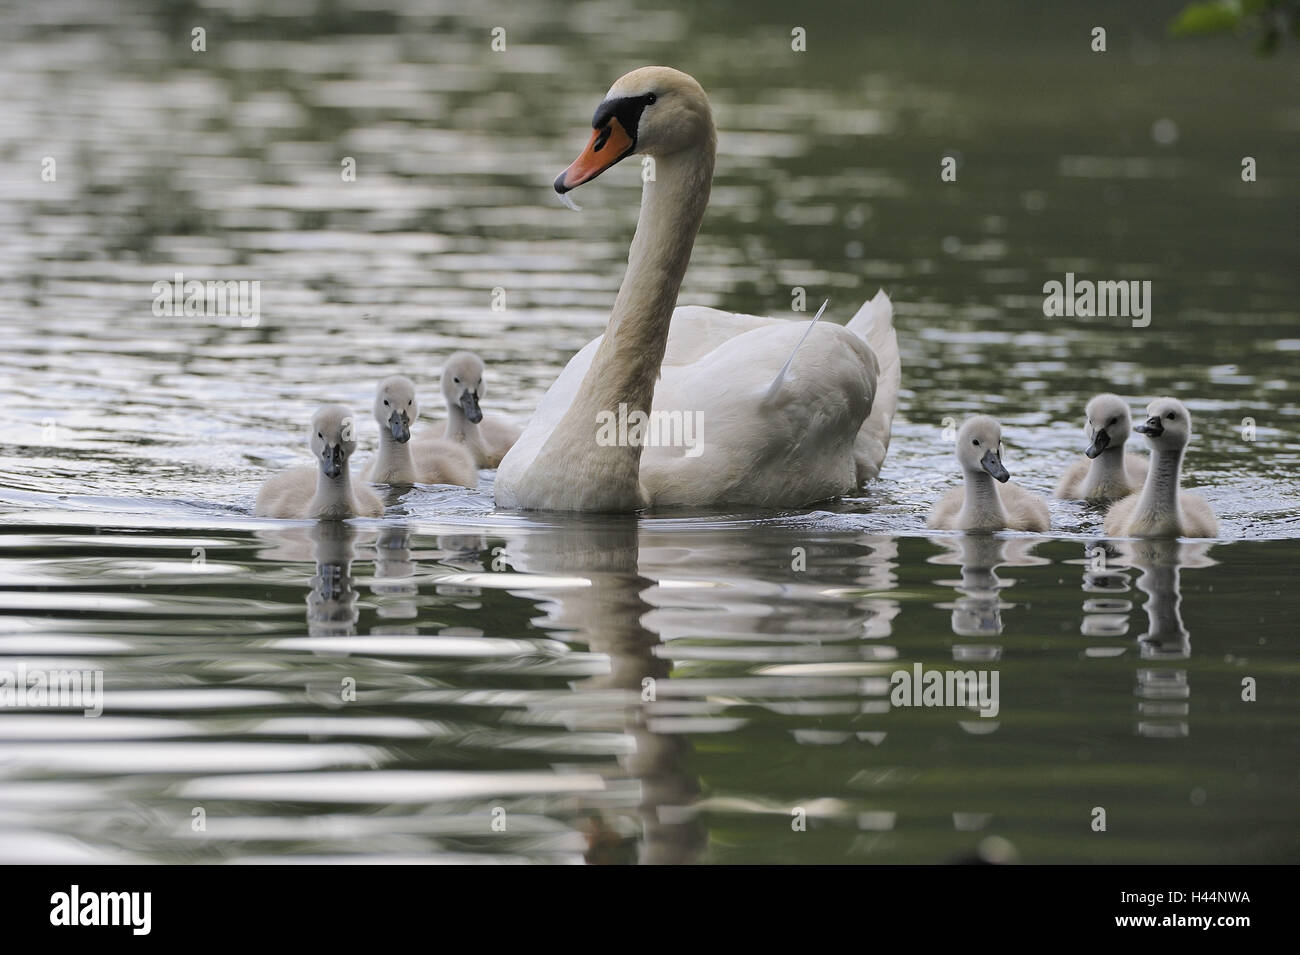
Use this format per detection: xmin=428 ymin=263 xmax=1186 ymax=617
xmin=928 ymin=415 xmax=1051 ymax=532
xmin=363 ymin=375 xmax=477 ymax=488
xmin=1054 ymin=393 xmax=1149 ymax=502
xmin=1103 ymin=398 xmax=1218 ymax=538
xmin=431 ymin=351 xmax=520 ymax=468
xmin=255 ymin=405 xmax=384 ymax=519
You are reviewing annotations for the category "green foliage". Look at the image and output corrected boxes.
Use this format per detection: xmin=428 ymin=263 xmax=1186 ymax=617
xmin=1169 ymin=0 xmax=1300 ymax=54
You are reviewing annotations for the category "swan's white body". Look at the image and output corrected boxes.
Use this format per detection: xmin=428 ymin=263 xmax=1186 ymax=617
xmin=366 ymin=437 xmax=477 ymax=488
xmin=1104 ymin=398 xmax=1218 ymax=539
xmin=928 ymin=480 xmax=1051 ymax=533
xmin=494 ymin=67 xmax=900 ymax=512
xmin=256 ymin=465 xmax=384 ymax=519
xmin=496 ymin=294 xmax=898 ymax=509
xmin=1055 ymin=454 xmax=1148 ymax=502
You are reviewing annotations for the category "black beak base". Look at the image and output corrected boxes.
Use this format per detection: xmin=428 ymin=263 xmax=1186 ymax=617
xmin=1084 ymin=428 xmax=1110 ymax=459
xmin=322 ymin=443 xmax=345 ymax=479
xmin=460 ymin=391 xmax=483 ymax=424
xmin=981 ymin=449 xmax=1010 ymax=483
xmin=390 ymin=410 xmax=411 ymax=444
xmin=1135 ymin=417 xmax=1164 ymax=437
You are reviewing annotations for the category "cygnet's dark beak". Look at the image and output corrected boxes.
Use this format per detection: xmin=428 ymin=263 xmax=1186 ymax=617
xmin=321 ymin=443 xmax=345 ymax=479
xmin=390 ymin=409 xmax=411 ymax=443
xmin=1135 ymin=416 xmax=1164 ymax=437
xmin=460 ymin=390 xmax=483 ymax=424
xmin=981 ymin=448 xmax=1010 ymax=483
xmin=1085 ymin=427 xmax=1110 ymax=459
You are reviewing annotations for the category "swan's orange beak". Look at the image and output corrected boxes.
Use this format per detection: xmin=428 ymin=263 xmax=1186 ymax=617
xmin=554 ymin=118 xmax=635 ymax=194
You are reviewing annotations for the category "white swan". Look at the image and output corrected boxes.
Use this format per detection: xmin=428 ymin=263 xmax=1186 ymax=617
xmin=1104 ymin=398 xmax=1218 ymax=538
xmin=423 ymin=352 xmax=520 ymax=468
xmin=928 ymin=416 xmax=1051 ymax=532
xmin=363 ymin=375 xmax=477 ymax=487
xmin=493 ymin=66 xmax=900 ymax=512
xmin=1054 ymin=393 xmax=1149 ymax=502
xmin=255 ymin=405 xmax=384 ymax=519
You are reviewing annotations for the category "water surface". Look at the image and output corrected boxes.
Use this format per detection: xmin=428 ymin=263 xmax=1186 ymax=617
xmin=0 ymin=0 xmax=1297 ymax=863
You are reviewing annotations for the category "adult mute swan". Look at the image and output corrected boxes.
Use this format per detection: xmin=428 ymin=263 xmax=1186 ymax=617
xmin=364 ymin=375 xmax=477 ymax=487
xmin=1103 ymin=398 xmax=1218 ymax=538
xmin=1054 ymin=393 xmax=1149 ymax=502
xmin=493 ymin=66 xmax=900 ymax=512
xmin=417 ymin=352 xmax=520 ymax=468
xmin=928 ymin=416 xmax=1050 ymax=532
xmin=255 ymin=405 xmax=384 ymax=519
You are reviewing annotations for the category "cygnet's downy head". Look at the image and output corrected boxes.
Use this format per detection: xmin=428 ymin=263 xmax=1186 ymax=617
xmin=956 ymin=415 xmax=1010 ymax=483
xmin=442 ymin=352 xmax=485 ymax=424
xmin=374 ymin=376 xmax=418 ymax=443
xmin=309 ymin=405 xmax=358 ymax=479
xmin=1135 ymin=397 xmax=1192 ymax=452
xmin=1083 ymin=393 xmax=1134 ymax=459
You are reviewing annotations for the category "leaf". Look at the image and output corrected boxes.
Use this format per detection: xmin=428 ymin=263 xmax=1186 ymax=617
xmin=1169 ymin=1 xmax=1245 ymax=36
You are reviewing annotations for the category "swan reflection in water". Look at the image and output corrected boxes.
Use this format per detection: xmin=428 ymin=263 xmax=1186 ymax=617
xmin=928 ymin=534 xmax=1049 ymax=645
xmin=495 ymin=516 xmax=702 ymax=864
xmin=1077 ymin=538 xmax=1216 ymax=738
xmin=256 ymin=521 xmax=367 ymax=637
xmin=1128 ymin=539 xmax=1215 ymax=739
xmin=254 ymin=514 xmax=905 ymax=862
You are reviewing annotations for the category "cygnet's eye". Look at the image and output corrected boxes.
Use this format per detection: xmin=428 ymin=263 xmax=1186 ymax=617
xmin=1165 ymin=412 xmax=1176 ymax=420
xmin=317 ymin=432 xmax=323 ymax=440
xmin=1108 ymin=417 xmax=1117 ymax=426
xmin=454 ymin=377 xmax=460 ymax=384
xmin=407 ymin=400 xmax=412 ymax=407
xmin=972 ymin=439 xmax=980 ymax=446
xmin=383 ymin=400 xmax=389 ymax=407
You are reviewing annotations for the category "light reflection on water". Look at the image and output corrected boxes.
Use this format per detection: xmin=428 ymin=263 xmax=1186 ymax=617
xmin=0 ymin=0 xmax=1298 ymax=862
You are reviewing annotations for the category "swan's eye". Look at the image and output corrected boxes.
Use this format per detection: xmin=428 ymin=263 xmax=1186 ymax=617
xmin=1165 ymin=412 xmax=1175 ymax=420
xmin=972 ymin=439 xmax=980 ymax=446
xmin=646 ymin=93 xmax=657 ymax=105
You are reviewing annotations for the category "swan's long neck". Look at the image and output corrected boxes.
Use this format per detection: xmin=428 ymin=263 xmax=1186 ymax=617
xmin=444 ymin=404 xmax=487 ymax=463
xmin=310 ymin=466 xmax=358 ymax=518
xmin=1086 ymin=445 xmax=1129 ymax=492
xmin=961 ymin=470 xmax=1007 ymax=530
xmin=373 ymin=432 xmax=414 ymax=483
xmin=527 ymin=136 xmax=715 ymax=510
xmin=444 ymin=404 xmax=479 ymax=445
xmin=1130 ymin=446 xmax=1184 ymax=532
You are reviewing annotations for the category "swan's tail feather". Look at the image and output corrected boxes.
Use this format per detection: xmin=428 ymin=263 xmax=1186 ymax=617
xmin=848 ymin=289 xmax=900 ymax=483
xmin=762 ymin=299 xmax=828 ymax=404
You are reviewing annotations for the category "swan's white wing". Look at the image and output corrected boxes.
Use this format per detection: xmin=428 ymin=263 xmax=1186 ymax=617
xmin=848 ymin=290 xmax=899 ymax=482
xmin=640 ymin=320 xmax=877 ymax=507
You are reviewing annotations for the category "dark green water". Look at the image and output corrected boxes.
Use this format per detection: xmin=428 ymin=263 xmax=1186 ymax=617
xmin=0 ymin=0 xmax=1296 ymax=863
